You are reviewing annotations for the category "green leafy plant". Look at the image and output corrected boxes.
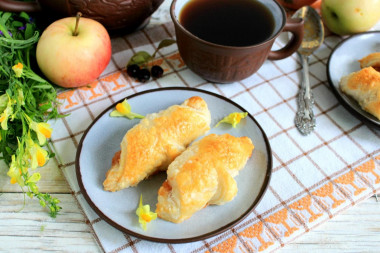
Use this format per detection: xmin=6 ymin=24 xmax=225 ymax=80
xmin=127 ymin=39 xmax=176 ymax=67
xmin=0 ymin=11 xmax=62 ymax=217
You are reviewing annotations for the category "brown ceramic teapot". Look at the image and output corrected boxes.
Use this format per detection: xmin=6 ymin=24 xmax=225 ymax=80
xmin=0 ymin=0 xmax=164 ymax=32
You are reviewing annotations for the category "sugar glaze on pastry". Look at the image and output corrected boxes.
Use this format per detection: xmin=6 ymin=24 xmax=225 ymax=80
xmin=103 ymin=96 xmax=211 ymax=192
xmin=156 ymin=133 xmax=254 ymax=223
xmin=340 ymin=66 xmax=380 ymax=120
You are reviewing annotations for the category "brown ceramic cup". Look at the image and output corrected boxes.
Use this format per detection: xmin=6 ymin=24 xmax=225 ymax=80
xmin=170 ymin=0 xmax=304 ymax=83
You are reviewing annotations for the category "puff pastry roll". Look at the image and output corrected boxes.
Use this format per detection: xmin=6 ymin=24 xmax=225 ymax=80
xmin=103 ymin=96 xmax=211 ymax=192
xmin=156 ymin=133 xmax=254 ymax=223
xmin=340 ymin=67 xmax=380 ymax=120
xmin=359 ymin=52 xmax=380 ymax=71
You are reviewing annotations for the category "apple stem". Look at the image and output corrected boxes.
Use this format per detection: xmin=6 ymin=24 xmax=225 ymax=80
xmin=73 ymin=12 xmax=82 ymax=36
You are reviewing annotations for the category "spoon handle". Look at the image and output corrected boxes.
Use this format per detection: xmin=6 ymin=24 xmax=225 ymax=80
xmin=295 ymin=54 xmax=316 ymax=135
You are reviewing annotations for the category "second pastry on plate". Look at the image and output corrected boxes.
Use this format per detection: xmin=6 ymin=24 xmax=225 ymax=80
xmin=156 ymin=133 xmax=254 ymax=223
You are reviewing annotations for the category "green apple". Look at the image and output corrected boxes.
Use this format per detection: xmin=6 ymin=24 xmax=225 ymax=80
xmin=36 ymin=13 xmax=112 ymax=88
xmin=321 ymin=0 xmax=380 ymax=35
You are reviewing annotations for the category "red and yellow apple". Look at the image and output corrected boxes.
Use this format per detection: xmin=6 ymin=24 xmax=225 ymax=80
xmin=36 ymin=14 xmax=112 ymax=88
xmin=321 ymin=0 xmax=380 ymax=35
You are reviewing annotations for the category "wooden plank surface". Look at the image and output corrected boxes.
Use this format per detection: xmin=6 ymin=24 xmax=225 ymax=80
xmin=282 ymin=195 xmax=380 ymax=253
xmin=0 ymin=193 xmax=100 ymax=252
xmin=0 ymin=158 xmax=99 ymax=251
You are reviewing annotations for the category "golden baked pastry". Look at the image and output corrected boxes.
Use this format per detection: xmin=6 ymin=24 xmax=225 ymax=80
xmin=103 ymin=96 xmax=211 ymax=192
xmin=156 ymin=133 xmax=254 ymax=223
xmin=340 ymin=67 xmax=380 ymax=120
xmin=358 ymin=52 xmax=380 ymax=71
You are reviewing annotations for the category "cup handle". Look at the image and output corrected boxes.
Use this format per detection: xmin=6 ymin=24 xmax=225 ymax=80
xmin=268 ymin=18 xmax=304 ymax=61
xmin=0 ymin=0 xmax=41 ymax=12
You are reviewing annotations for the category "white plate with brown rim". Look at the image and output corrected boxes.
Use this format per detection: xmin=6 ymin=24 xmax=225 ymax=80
xmin=76 ymin=87 xmax=272 ymax=243
xmin=327 ymin=31 xmax=380 ymax=128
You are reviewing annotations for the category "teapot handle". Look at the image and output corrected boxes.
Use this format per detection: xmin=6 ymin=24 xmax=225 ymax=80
xmin=0 ymin=0 xmax=41 ymax=12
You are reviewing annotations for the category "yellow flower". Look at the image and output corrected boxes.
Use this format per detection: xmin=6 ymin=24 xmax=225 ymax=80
xmin=136 ymin=195 xmax=157 ymax=231
xmin=110 ymin=99 xmax=144 ymax=119
xmin=37 ymin=123 xmax=52 ymax=139
xmin=30 ymin=121 xmax=52 ymax=145
xmin=12 ymin=62 xmax=23 ymax=78
xmin=0 ymin=95 xmax=14 ymax=130
xmin=24 ymin=134 xmax=49 ymax=169
xmin=10 ymin=177 xmax=18 ymax=184
xmin=215 ymin=112 xmax=248 ymax=128
xmin=7 ymin=155 xmax=23 ymax=186
xmin=31 ymin=143 xmax=49 ymax=169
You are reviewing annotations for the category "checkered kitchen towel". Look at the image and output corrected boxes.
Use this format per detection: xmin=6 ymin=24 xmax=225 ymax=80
xmin=48 ymin=14 xmax=380 ymax=253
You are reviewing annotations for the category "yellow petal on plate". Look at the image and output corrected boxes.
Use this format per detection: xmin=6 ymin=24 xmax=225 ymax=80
xmin=110 ymin=99 xmax=144 ymax=119
xmin=215 ymin=112 xmax=248 ymax=128
xmin=135 ymin=194 xmax=157 ymax=231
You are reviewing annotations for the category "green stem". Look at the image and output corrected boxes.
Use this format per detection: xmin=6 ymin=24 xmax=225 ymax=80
xmin=24 ymin=70 xmax=46 ymax=83
xmin=26 ymin=48 xmax=30 ymax=68
xmin=0 ymin=22 xmax=12 ymax=39
xmin=20 ymin=113 xmax=27 ymax=136
xmin=17 ymin=49 xmax=23 ymax=64
xmin=0 ymin=66 xmax=7 ymax=76
xmin=0 ymin=31 xmax=39 ymax=49
xmin=152 ymin=48 xmax=159 ymax=58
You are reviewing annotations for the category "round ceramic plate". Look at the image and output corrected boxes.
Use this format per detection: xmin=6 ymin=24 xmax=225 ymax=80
xmin=76 ymin=87 xmax=272 ymax=243
xmin=327 ymin=31 xmax=380 ymax=128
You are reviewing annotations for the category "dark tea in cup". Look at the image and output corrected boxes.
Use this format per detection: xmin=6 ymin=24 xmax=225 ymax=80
xmin=170 ymin=0 xmax=304 ymax=83
xmin=179 ymin=0 xmax=275 ymax=47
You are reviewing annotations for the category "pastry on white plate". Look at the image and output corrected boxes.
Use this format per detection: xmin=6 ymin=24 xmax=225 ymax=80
xmin=358 ymin=52 xmax=380 ymax=71
xmin=156 ymin=133 xmax=254 ymax=223
xmin=340 ymin=66 xmax=380 ymax=120
xmin=103 ymin=96 xmax=211 ymax=192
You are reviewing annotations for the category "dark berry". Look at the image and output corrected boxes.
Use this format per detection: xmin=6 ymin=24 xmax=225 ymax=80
xmin=137 ymin=68 xmax=151 ymax=82
xmin=151 ymin=65 xmax=164 ymax=78
xmin=127 ymin=64 xmax=140 ymax=78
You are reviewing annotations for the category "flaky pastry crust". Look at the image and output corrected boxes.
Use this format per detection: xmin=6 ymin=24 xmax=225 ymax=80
xmin=359 ymin=52 xmax=380 ymax=71
xmin=340 ymin=67 xmax=380 ymax=120
xmin=103 ymin=96 xmax=211 ymax=192
xmin=156 ymin=133 xmax=254 ymax=223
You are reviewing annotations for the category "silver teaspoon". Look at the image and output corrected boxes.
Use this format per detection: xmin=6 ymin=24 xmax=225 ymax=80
xmin=291 ymin=6 xmax=324 ymax=135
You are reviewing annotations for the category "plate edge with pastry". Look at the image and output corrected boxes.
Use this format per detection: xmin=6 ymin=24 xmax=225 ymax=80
xmin=75 ymin=87 xmax=272 ymax=243
xmin=339 ymin=52 xmax=380 ymax=121
xmin=103 ymin=96 xmax=255 ymax=224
